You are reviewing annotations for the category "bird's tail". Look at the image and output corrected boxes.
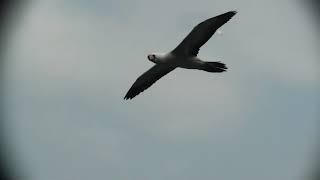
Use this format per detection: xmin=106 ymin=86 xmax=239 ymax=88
xmin=201 ymin=61 xmax=227 ymax=72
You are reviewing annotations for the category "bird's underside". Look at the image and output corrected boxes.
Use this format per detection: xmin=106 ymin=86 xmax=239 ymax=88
xmin=124 ymin=11 xmax=237 ymax=100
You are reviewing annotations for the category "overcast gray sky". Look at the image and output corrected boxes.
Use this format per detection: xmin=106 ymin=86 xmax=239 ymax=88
xmin=3 ymin=0 xmax=320 ymax=180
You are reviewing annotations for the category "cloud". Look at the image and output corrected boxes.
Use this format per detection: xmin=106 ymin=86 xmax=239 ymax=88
xmin=3 ymin=0 xmax=319 ymax=180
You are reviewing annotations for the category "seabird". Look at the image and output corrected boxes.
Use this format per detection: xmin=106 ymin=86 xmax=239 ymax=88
xmin=124 ymin=11 xmax=237 ymax=100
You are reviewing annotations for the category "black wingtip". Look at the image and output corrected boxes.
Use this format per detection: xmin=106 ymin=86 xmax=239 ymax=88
xmin=215 ymin=11 xmax=237 ymax=22
xmin=124 ymin=89 xmax=136 ymax=100
xmin=123 ymin=93 xmax=130 ymax=100
xmin=123 ymin=95 xmax=132 ymax=100
xmin=226 ymin=10 xmax=237 ymax=17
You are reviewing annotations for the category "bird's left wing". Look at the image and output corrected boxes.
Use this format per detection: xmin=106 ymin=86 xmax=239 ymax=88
xmin=124 ymin=64 xmax=175 ymax=100
xmin=171 ymin=11 xmax=237 ymax=57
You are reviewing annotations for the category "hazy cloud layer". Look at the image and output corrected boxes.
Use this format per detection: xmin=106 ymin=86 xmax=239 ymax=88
xmin=3 ymin=0 xmax=319 ymax=180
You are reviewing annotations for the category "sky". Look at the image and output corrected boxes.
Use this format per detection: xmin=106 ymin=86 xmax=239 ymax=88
xmin=2 ymin=0 xmax=320 ymax=180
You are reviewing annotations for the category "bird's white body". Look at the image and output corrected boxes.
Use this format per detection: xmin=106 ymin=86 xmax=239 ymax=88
xmin=151 ymin=52 xmax=205 ymax=70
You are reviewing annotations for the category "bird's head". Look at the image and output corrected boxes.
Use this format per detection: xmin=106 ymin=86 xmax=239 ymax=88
xmin=147 ymin=54 xmax=157 ymax=63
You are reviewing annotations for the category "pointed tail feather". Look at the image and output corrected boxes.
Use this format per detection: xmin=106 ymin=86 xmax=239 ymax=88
xmin=201 ymin=61 xmax=227 ymax=72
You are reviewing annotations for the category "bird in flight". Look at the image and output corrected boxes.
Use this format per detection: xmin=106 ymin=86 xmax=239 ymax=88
xmin=124 ymin=11 xmax=237 ymax=100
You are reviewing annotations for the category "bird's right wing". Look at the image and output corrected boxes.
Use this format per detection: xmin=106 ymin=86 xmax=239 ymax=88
xmin=124 ymin=64 xmax=175 ymax=100
xmin=171 ymin=11 xmax=237 ymax=57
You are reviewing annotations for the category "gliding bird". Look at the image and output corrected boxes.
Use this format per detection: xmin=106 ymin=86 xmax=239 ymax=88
xmin=124 ymin=11 xmax=237 ymax=100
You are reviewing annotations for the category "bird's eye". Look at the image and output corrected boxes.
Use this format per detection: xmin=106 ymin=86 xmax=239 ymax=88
xmin=147 ymin=54 xmax=155 ymax=61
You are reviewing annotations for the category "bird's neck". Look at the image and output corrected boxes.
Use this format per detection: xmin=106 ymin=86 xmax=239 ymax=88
xmin=154 ymin=53 xmax=166 ymax=63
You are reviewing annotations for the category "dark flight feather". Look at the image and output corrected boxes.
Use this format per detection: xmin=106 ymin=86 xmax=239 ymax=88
xmin=124 ymin=65 xmax=175 ymax=100
xmin=172 ymin=11 xmax=237 ymax=56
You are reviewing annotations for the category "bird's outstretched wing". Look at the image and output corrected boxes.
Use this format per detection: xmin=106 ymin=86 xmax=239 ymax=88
xmin=124 ymin=64 xmax=175 ymax=100
xmin=171 ymin=11 xmax=237 ymax=57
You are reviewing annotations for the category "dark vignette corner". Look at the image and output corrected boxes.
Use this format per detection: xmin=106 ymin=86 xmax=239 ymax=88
xmin=305 ymin=1 xmax=320 ymax=180
xmin=0 ymin=1 xmax=23 ymax=180
xmin=0 ymin=1 xmax=319 ymax=180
